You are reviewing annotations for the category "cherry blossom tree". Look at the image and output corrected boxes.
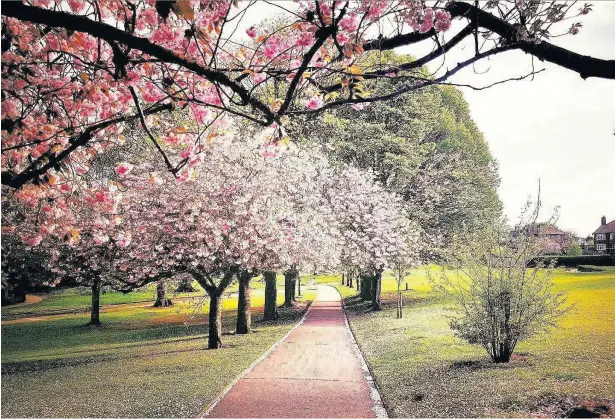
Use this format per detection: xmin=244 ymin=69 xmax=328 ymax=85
xmin=102 ymin=136 xmax=343 ymax=348
xmin=329 ymin=166 xmax=417 ymax=310
xmin=2 ymin=181 xmax=131 ymax=325
xmin=2 ymin=0 xmax=613 ymax=232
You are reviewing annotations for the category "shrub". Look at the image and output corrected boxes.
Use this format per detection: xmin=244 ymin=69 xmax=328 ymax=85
xmin=434 ymin=222 xmax=568 ymax=363
xmin=578 ymin=265 xmax=605 ymax=272
xmin=533 ymin=255 xmax=615 ymax=267
xmin=564 ymin=242 xmax=583 ymax=257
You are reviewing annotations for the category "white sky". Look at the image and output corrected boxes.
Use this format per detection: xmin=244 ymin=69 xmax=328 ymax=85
xmin=414 ymin=2 xmax=615 ymax=238
xmin=237 ymin=1 xmax=614 ymax=237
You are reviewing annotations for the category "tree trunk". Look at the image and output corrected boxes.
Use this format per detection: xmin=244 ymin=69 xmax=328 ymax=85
xmin=341 ymin=272 xmax=345 ymax=286
xmin=263 ymin=271 xmax=278 ymax=321
xmin=297 ymin=276 xmax=301 ymax=297
xmin=153 ymin=280 xmax=172 ymax=307
xmin=371 ymin=270 xmax=382 ymax=311
xmin=283 ymin=271 xmax=294 ymax=307
xmin=208 ymin=291 xmax=222 ymax=349
xmin=236 ymin=271 xmax=252 ymax=334
xmin=347 ymin=272 xmax=353 ymax=288
xmin=89 ymin=277 xmax=101 ymax=326
xmin=396 ymin=282 xmax=403 ymax=319
xmin=360 ymin=274 xmax=371 ymax=301
xmin=356 ymin=271 xmax=360 ymax=291
xmin=283 ymin=266 xmax=299 ymax=306
xmin=175 ymin=276 xmax=195 ymax=293
xmin=291 ymin=276 xmax=297 ymax=301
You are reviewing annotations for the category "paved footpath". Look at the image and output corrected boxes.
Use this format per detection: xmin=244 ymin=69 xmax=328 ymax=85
xmin=206 ymin=285 xmax=386 ymax=418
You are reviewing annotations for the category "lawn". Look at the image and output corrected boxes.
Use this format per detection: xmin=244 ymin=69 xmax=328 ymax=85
xmin=1 ymin=283 xmax=202 ymax=320
xmin=1 ymin=275 xmax=318 ymax=417
xmin=332 ymin=266 xmax=615 ymax=417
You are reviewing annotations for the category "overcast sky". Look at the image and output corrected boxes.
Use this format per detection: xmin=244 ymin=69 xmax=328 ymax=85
xmin=412 ymin=2 xmax=615 ymax=237
xmin=238 ymin=1 xmax=614 ymax=237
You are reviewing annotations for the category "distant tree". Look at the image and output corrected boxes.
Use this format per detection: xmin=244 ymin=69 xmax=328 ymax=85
xmin=433 ymin=217 xmax=568 ymax=363
xmin=289 ymin=63 xmax=502 ymax=253
xmin=175 ymin=276 xmax=196 ymax=293
xmin=390 ymin=243 xmax=420 ymax=319
xmin=153 ymin=280 xmax=173 ymax=307
xmin=0 ymin=232 xmax=52 ymax=305
xmin=538 ymin=237 xmax=563 ymax=255
xmin=564 ymin=241 xmax=583 ymax=257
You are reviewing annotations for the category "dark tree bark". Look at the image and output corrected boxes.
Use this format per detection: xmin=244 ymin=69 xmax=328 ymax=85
xmin=89 ymin=277 xmax=101 ymax=326
xmin=371 ymin=269 xmax=383 ymax=311
xmin=341 ymin=273 xmax=345 ymax=286
xmin=236 ymin=270 xmax=253 ymax=334
xmin=290 ymin=276 xmax=297 ymax=302
xmin=360 ymin=273 xmax=372 ymax=301
xmin=189 ymin=267 xmax=238 ymax=350
xmin=153 ymin=280 xmax=172 ymax=307
xmin=397 ymin=282 xmax=408 ymax=319
xmin=347 ymin=272 xmax=353 ymax=288
xmin=283 ymin=266 xmax=298 ymax=307
xmin=263 ymin=271 xmax=278 ymax=321
xmin=208 ymin=290 xmax=223 ymax=349
xmin=175 ymin=276 xmax=195 ymax=293
xmin=297 ymin=275 xmax=301 ymax=297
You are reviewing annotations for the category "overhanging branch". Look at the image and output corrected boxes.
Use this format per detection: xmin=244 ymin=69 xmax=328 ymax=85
xmin=363 ymin=1 xmax=615 ymax=80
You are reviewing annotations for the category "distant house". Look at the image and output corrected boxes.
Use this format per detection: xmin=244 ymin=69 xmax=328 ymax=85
xmin=593 ymin=216 xmax=615 ymax=254
xmin=526 ymin=223 xmax=570 ymax=245
xmin=574 ymin=236 xmax=588 ymax=249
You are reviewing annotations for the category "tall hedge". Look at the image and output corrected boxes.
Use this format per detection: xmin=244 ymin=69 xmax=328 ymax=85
xmin=532 ymin=255 xmax=615 ymax=268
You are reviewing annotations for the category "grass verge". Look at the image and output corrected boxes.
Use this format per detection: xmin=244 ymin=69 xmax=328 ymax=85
xmin=1 ymin=277 xmax=318 ymax=417
xmin=330 ymin=267 xmax=615 ymax=417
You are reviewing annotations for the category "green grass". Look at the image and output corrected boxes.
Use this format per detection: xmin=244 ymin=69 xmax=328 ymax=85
xmin=1 ymin=283 xmax=204 ymax=320
xmin=1 ymin=276 xmax=318 ymax=417
xmin=331 ymin=266 xmax=615 ymax=417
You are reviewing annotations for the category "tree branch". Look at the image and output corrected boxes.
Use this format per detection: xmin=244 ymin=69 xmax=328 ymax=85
xmin=1 ymin=103 xmax=173 ymax=189
xmin=129 ymin=87 xmax=178 ymax=175
xmin=362 ymin=1 xmax=615 ymax=80
xmin=1 ymin=2 xmax=277 ymax=122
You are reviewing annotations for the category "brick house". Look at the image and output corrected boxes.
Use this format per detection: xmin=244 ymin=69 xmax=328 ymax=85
xmin=593 ymin=216 xmax=615 ymax=254
xmin=526 ymin=223 xmax=569 ymax=245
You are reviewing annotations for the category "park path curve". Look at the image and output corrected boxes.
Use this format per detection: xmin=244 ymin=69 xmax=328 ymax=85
xmin=205 ymin=285 xmax=387 ymax=418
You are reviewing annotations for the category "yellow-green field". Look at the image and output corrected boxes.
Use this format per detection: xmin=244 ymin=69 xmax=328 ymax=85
xmin=1 ymin=276 xmax=319 ymax=417
xmin=334 ymin=266 xmax=615 ymax=417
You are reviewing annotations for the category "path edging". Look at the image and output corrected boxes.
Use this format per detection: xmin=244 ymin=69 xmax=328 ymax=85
xmin=197 ymin=301 xmax=313 ymax=418
xmin=330 ymin=285 xmax=389 ymax=419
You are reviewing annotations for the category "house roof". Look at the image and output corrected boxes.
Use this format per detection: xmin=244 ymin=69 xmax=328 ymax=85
xmin=594 ymin=220 xmax=615 ymax=234
xmin=527 ymin=223 xmax=566 ymax=236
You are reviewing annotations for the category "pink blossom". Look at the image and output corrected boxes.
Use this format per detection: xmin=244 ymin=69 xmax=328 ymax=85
xmin=1 ymin=101 xmax=19 ymax=118
xmin=418 ymin=8 xmax=435 ymax=33
xmin=251 ymin=72 xmax=267 ymax=84
xmin=75 ymin=165 xmax=88 ymax=175
xmin=352 ymin=103 xmax=367 ymax=111
xmin=115 ymin=232 xmax=132 ymax=248
xmin=115 ymin=162 xmax=133 ymax=176
xmin=68 ymin=0 xmax=85 ymax=13
xmin=336 ymin=33 xmax=349 ymax=45
xmin=93 ymin=233 xmax=110 ymax=245
xmin=180 ymin=147 xmax=193 ymax=159
xmin=434 ymin=10 xmax=451 ymax=32
xmin=339 ymin=14 xmax=358 ymax=32
xmin=246 ymin=27 xmax=256 ymax=38
xmin=22 ymin=234 xmax=43 ymax=246
xmin=303 ymin=96 xmax=324 ymax=110
xmin=264 ymin=45 xmax=277 ymax=60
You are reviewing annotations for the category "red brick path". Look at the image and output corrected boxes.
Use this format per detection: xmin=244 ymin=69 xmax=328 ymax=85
xmin=206 ymin=286 xmax=386 ymax=418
